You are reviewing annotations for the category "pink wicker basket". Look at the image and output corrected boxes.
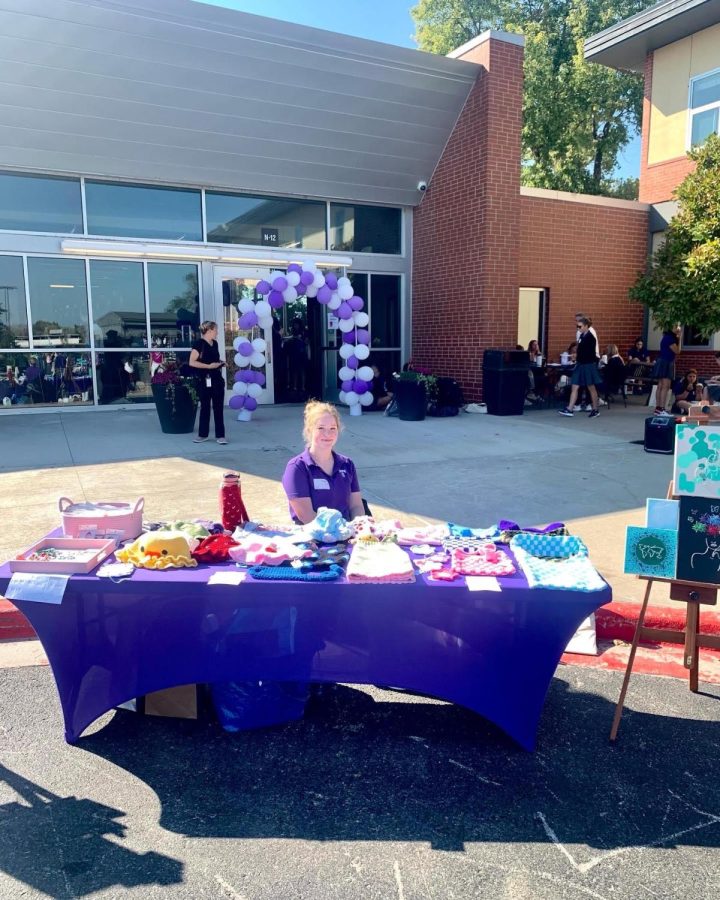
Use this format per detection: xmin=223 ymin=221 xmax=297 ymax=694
xmin=59 ymin=497 xmax=144 ymax=541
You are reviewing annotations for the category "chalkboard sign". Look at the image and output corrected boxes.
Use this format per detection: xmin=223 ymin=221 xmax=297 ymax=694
xmin=677 ymin=496 xmax=720 ymax=584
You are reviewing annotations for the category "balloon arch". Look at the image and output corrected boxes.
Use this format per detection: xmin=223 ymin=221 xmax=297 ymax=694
xmin=229 ymin=262 xmax=372 ymax=421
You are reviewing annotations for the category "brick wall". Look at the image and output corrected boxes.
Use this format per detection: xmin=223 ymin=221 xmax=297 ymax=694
xmin=639 ymin=51 xmax=694 ymax=204
xmin=519 ymin=194 xmax=649 ymax=366
xmin=412 ymin=35 xmax=524 ymax=402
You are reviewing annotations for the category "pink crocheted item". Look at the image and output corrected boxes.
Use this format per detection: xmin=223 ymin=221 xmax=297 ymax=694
xmin=451 ymin=546 xmax=515 ymax=577
xmin=397 ymin=524 xmax=448 ymax=547
xmin=229 ymin=536 xmax=311 ymax=566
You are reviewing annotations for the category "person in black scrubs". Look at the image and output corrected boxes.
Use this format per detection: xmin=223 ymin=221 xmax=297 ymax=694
xmin=189 ymin=320 xmax=227 ymax=444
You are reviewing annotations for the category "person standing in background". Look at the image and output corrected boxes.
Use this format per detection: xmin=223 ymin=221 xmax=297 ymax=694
xmin=190 ymin=320 xmax=227 ymax=444
xmin=653 ymin=326 xmax=681 ymax=416
xmin=559 ymin=317 xmax=602 ymax=418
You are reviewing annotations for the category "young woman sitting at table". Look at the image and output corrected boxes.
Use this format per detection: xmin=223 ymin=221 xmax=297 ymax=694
xmin=282 ymin=400 xmax=365 ymax=524
xmin=672 ymin=369 xmax=703 ymax=414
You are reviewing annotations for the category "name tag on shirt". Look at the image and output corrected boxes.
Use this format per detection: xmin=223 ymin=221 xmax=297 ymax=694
xmin=313 ymin=478 xmax=330 ymax=490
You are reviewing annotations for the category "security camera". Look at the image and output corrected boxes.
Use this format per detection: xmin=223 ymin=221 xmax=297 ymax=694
xmin=417 ymin=180 xmax=428 ymax=192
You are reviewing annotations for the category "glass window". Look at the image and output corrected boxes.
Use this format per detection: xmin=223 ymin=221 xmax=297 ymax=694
xmin=147 ymin=263 xmax=199 ymax=348
xmin=682 ymin=325 xmax=710 ymax=347
xmin=0 ymin=350 xmax=93 ymax=408
xmin=27 ymin=257 xmax=90 ymax=347
xmin=691 ymin=107 xmax=719 ymax=147
xmin=330 ymin=204 xmax=401 ymax=254
xmin=0 ymin=172 xmax=83 ymax=234
xmin=90 ymin=260 xmax=147 ymax=348
xmin=369 ymin=274 xmax=401 ymax=348
xmin=85 ymin=181 xmax=202 ymax=240
xmin=369 ymin=350 xmax=401 ymax=381
xmin=0 ymin=256 xmax=28 ymax=348
xmin=691 ymin=71 xmax=720 ymax=109
xmin=96 ymin=350 xmax=184 ymax=406
xmin=206 ymin=193 xmax=326 ymax=249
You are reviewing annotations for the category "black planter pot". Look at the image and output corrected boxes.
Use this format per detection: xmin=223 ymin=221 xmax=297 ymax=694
xmin=394 ymin=379 xmax=427 ymax=421
xmin=151 ymin=383 xmax=198 ymax=434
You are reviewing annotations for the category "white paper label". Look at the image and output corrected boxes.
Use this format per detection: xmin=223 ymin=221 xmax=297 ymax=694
xmin=6 ymin=572 xmax=70 ymax=604
xmin=208 ymin=571 xmax=247 ymax=585
xmin=465 ymin=576 xmax=502 ymax=592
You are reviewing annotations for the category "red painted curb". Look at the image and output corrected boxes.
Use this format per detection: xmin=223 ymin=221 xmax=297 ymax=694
xmin=0 ymin=599 xmax=36 ymax=641
xmin=596 ymin=600 xmax=720 ymax=643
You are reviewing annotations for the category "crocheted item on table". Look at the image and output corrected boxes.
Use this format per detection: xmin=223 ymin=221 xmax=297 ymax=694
xmin=451 ymin=546 xmax=515 ymax=577
xmin=247 ymin=564 xmax=343 ymax=582
xmin=301 ymin=507 xmax=354 ymax=544
xmin=191 ymin=533 xmax=238 ymax=563
xmin=496 ymin=520 xmax=567 ymax=545
xmin=442 ymin=537 xmax=488 ymax=553
xmin=396 ymin=523 xmax=449 ymax=547
xmin=346 ymin=541 xmax=415 ymax=583
xmin=510 ymin=533 xmax=605 ymax=592
xmin=447 ymin=523 xmax=500 ymax=540
xmin=229 ymin=535 xmax=312 ymax=566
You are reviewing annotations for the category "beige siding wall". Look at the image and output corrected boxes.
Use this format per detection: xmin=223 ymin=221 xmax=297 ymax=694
xmin=648 ymin=23 xmax=720 ymax=165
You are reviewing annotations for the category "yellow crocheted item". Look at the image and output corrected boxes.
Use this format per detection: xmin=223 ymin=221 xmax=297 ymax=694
xmin=116 ymin=530 xmax=198 ymax=569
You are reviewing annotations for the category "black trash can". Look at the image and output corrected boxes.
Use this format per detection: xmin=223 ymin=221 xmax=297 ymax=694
xmin=482 ymin=349 xmax=530 ymax=416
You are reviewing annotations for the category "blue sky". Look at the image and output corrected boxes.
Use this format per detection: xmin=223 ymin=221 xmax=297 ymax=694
xmin=194 ymin=0 xmax=640 ymax=180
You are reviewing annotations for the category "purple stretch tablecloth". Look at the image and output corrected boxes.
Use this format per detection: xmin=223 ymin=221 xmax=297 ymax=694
xmin=0 ymin=545 xmax=611 ymax=750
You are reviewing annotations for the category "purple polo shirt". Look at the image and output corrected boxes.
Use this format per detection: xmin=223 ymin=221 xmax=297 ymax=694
xmin=282 ymin=449 xmax=360 ymax=522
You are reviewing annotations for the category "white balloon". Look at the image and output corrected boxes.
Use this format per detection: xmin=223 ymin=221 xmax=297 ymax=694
xmin=302 ymin=260 xmax=315 ymax=273
xmin=338 ymin=319 xmax=355 ymax=333
xmin=338 ymin=283 xmax=354 ymax=301
xmin=359 ymin=392 xmax=374 ymax=407
xmin=236 ymin=354 xmax=250 ymax=367
xmin=305 ymin=284 xmax=319 ymax=298
xmin=338 ymin=390 xmax=347 ymax=404
xmin=357 ymin=366 xmax=373 ymax=381
xmin=338 ymin=344 xmax=353 ymax=360
xmin=258 ymin=316 xmax=273 ymax=330
xmin=250 ymin=352 xmax=266 ymax=367
xmin=338 ymin=366 xmax=354 ymax=381
xmin=269 ymin=270 xmax=284 ymax=283
xmin=255 ymin=300 xmax=271 ymax=318
xmin=233 ymin=337 xmax=243 ymax=352
xmin=312 ymin=270 xmax=326 ymax=288
xmin=355 ymin=344 xmax=370 ymax=360
xmin=282 ymin=286 xmax=298 ymax=304
xmin=233 ymin=381 xmax=248 ymax=396
xmin=337 ymin=276 xmax=351 ymax=291
xmin=353 ymin=311 xmax=369 ymax=327
xmin=328 ymin=294 xmax=341 ymax=311
xmin=286 ymin=271 xmax=300 ymax=287
xmin=251 ymin=338 xmax=267 ymax=352
xmin=247 ymin=383 xmax=263 ymax=399
xmin=238 ymin=298 xmax=255 ymax=314
xmin=345 ymin=390 xmax=358 ymax=406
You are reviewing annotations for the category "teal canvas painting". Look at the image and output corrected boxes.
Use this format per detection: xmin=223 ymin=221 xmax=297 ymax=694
xmin=646 ymin=498 xmax=680 ymax=530
xmin=624 ymin=527 xmax=678 ymax=579
xmin=673 ymin=424 xmax=720 ymax=499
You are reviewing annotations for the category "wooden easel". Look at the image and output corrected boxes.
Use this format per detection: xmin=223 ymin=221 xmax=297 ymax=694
xmin=610 ymin=480 xmax=720 ymax=741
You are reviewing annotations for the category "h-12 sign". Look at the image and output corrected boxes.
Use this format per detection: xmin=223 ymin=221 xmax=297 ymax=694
xmin=261 ymin=228 xmax=279 ymax=246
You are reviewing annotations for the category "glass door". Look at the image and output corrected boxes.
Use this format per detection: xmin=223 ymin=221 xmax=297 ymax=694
xmin=213 ymin=266 xmax=273 ymax=405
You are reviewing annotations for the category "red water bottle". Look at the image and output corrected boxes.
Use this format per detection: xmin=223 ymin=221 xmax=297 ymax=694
xmin=219 ymin=472 xmax=249 ymax=531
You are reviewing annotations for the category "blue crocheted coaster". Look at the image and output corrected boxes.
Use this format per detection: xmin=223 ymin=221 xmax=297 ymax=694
xmin=248 ymin=564 xmax=343 ymax=582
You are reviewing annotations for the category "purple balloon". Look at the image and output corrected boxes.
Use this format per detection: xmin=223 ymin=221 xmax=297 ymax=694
xmin=238 ymin=340 xmax=253 ymax=357
xmin=324 ymin=273 xmax=338 ymax=290
xmin=337 ymin=302 xmax=353 ymax=320
xmin=255 ymin=372 xmax=266 ymax=387
xmin=300 ymin=271 xmax=314 ymax=286
xmin=316 ymin=285 xmax=332 ymax=304
xmin=244 ymin=396 xmax=258 ymax=412
xmin=268 ymin=290 xmax=285 ymax=309
xmin=233 ymin=371 xmax=245 ymax=383
xmin=356 ymin=329 xmax=370 ymax=345
xmin=349 ymin=295 xmax=364 ymax=311
xmin=296 ymin=282 xmax=307 ymax=296
xmin=239 ymin=311 xmax=258 ymax=329
xmin=256 ymin=280 xmax=271 ymax=295
xmin=352 ymin=379 xmax=368 ymax=394
xmin=342 ymin=331 xmax=357 ymax=344
xmin=287 ymin=263 xmax=302 ymax=274
xmin=229 ymin=395 xmax=245 ymax=410
xmin=347 ymin=355 xmax=359 ymax=369
xmin=272 ymin=276 xmax=288 ymax=292
xmin=341 ymin=379 xmax=354 ymax=392
xmin=241 ymin=370 xmax=253 ymax=383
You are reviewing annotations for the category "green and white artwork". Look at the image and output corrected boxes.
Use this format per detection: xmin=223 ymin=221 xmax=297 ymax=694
xmin=673 ymin=425 xmax=720 ymax=498
xmin=624 ymin=527 xmax=678 ymax=579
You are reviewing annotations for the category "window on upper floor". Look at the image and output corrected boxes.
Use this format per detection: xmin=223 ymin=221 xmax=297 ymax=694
xmin=689 ymin=69 xmax=720 ymax=148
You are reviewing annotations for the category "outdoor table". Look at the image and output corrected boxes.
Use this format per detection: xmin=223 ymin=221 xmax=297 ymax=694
xmin=0 ymin=542 xmax=611 ymax=751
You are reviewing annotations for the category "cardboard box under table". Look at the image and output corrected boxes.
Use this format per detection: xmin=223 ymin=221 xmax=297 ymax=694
xmin=0 ymin=539 xmax=612 ymax=751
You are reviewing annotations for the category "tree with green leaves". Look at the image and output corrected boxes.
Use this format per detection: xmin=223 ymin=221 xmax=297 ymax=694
xmin=630 ymin=134 xmax=720 ymax=335
xmin=410 ymin=0 xmax=654 ymax=197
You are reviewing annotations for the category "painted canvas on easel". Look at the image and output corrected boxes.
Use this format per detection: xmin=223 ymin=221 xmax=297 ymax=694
xmin=624 ymin=527 xmax=677 ymax=579
xmin=673 ymin=424 xmax=720 ymax=498
xmin=677 ymin=497 xmax=720 ymax=584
